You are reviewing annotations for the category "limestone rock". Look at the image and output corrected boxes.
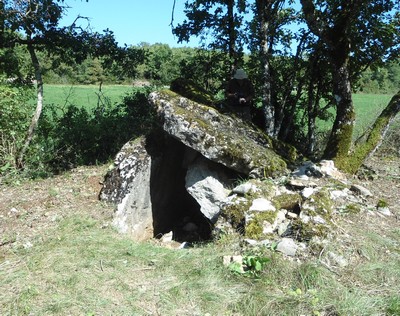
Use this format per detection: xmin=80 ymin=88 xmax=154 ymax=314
xmin=350 ymin=184 xmax=373 ymax=197
xmin=232 ymin=182 xmax=260 ymax=195
xmin=185 ymin=157 xmax=231 ymax=223
xmin=149 ymin=90 xmax=288 ymax=178
xmin=277 ymin=238 xmax=298 ymax=256
xmin=292 ymin=160 xmax=345 ymax=180
xmin=100 ymin=137 xmax=154 ymax=241
xmin=249 ymin=198 xmax=276 ymax=212
xmin=100 ymin=137 xmax=150 ymax=204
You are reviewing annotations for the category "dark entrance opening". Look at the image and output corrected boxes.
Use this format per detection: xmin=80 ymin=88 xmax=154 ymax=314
xmin=148 ymin=133 xmax=212 ymax=242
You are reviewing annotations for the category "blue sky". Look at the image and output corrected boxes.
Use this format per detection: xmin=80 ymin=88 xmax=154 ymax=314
xmin=62 ymin=0 xmax=198 ymax=47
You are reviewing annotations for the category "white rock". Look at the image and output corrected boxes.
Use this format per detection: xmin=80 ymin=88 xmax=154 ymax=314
xmin=312 ymin=215 xmax=326 ymax=225
xmin=327 ymin=251 xmax=348 ymax=267
xmin=262 ymin=222 xmax=275 ymax=234
xmin=287 ymin=212 xmax=298 ymax=219
xmin=249 ymin=198 xmax=276 ymax=212
xmin=377 ymin=207 xmax=391 ymax=216
xmin=161 ymin=231 xmax=173 ymax=242
xmin=299 ymin=213 xmax=311 ymax=223
xmin=330 ymin=189 xmax=349 ymax=200
xmin=277 ymin=238 xmax=298 ymax=257
xmin=244 ymin=239 xmax=259 ymax=246
xmin=232 ymin=182 xmax=259 ymax=195
xmin=302 ymin=187 xmax=316 ymax=198
xmin=185 ymin=158 xmax=231 ymax=223
xmin=350 ymin=184 xmax=373 ymax=197
xmin=277 ymin=220 xmax=290 ymax=236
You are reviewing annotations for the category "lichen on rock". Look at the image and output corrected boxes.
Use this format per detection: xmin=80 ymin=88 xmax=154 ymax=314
xmin=149 ymin=90 xmax=288 ymax=178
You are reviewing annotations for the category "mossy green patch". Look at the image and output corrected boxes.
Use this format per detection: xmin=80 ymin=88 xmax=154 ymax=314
xmin=344 ymin=203 xmax=362 ymax=214
xmin=221 ymin=198 xmax=251 ymax=231
xmin=170 ymin=77 xmax=215 ymax=106
xmin=290 ymin=219 xmax=329 ymax=242
xmin=377 ymin=199 xmax=388 ymax=208
xmin=245 ymin=210 xmax=279 ymax=240
xmin=304 ymin=188 xmax=334 ymax=219
xmin=272 ymin=193 xmax=302 ymax=211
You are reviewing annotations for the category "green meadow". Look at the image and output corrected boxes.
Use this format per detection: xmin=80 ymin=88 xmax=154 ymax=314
xmin=35 ymin=84 xmax=136 ymax=111
xmin=32 ymin=84 xmax=395 ymax=138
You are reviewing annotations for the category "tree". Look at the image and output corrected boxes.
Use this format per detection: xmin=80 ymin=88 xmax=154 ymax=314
xmin=1 ymin=0 xmax=144 ymax=167
xmin=300 ymin=0 xmax=400 ymax=166
xmin=250 ymin=0 xmax=295 ymax=136
xmin=172 ymin=0 xmax=247 ymax=73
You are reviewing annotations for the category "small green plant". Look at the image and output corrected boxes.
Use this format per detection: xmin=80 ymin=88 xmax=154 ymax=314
xmin=243 ymin=255 xmax=270 ymax=276
xmin=228 ymin=255 xmax=270 ymax=278
xmin=377 ymin=199 xmax=388 ymax=208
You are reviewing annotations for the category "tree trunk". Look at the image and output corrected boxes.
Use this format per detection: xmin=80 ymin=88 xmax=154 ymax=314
xmin=17 ymin=42 xmax=44 ymax=168
xmin=340 ymin=90 xmax=400 ymax=173
xmin=0 ymin=1 xmax=4 ymax=48
xmin=227 ymin=0 xmax=237 ymax=72
xmin=306 ymin=81 xmax=316 ymax=156
xmin=256 ymin=0 xmax=274 ymax=136
xmin=323 ymin=60 xmax=355 ymax=162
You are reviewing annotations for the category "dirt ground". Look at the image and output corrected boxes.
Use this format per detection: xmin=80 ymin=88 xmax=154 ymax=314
xmin=0 ymin=165 xmax=114 ymax=252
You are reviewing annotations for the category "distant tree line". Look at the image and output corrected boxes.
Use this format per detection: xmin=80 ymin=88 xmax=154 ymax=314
xmin=7 ymin=42 xmax=400 ymax=95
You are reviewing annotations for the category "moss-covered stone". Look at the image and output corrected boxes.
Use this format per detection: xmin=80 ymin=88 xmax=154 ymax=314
xmin=170 ymin=77 xmax=215 ymax=106
xmin=272 ymin=192 xmax=302 ymax=211
xmin=248 ymin=179 xmax=276 ymax=200
xmin=221 ymin=198 xmax=251 ymax=231
xmin=150 ymin=89 xmax=289 ymax=177
xmin=290 ymin=219 xmax=329 ymax=242
xmin=304 ymin=188 xmax=334 ymax=218
xmin=245 ymin=210 xmax=279 ymax=240
xmin=270 ymin=138 xmax=300 ymax=165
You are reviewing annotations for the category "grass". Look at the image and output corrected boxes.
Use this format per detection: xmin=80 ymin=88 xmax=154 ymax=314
xmin=315 ymin=93 xmax=394 ymax=141
xmin=1 ymin=210 xmax=399 ymax=315
xmin=29 ymin=84 xmax=137 ymax=113
xmin=352 ymin=93 xmax=394 ymax=140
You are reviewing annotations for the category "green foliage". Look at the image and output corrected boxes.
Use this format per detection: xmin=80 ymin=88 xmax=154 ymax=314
xmin=228 ymin=254 xmax=270 ymax=278
xmin=34 ymin=87 xmax=156 ymax=172
xmin=0 ymin=86 xmax=156 ymax=177
xmin=170 ymin=77 xmax=215 ymax=105
xmin=377 ymin=199 xmax=388 ymax=208
xmin=243 ymin=255 xmax=270 ymax=276
xmin=0 ymin=80 xmax=34 ymax=171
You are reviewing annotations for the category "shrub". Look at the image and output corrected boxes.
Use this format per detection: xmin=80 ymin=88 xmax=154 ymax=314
xmin=32 ymin=86 xmax=157 ymax=173
xmin=0 ymin=81 xmax=34 ymax=172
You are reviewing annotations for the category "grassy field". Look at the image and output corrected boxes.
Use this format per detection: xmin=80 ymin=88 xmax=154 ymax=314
xmin=30 ymin=84 xmax=137 ymax=112
xmin=33 ymin=85 xmax=394 ymax=131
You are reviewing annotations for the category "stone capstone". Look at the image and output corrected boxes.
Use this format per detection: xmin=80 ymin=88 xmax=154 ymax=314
xmin=149 ymin=91 xmax=288 ymax=178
